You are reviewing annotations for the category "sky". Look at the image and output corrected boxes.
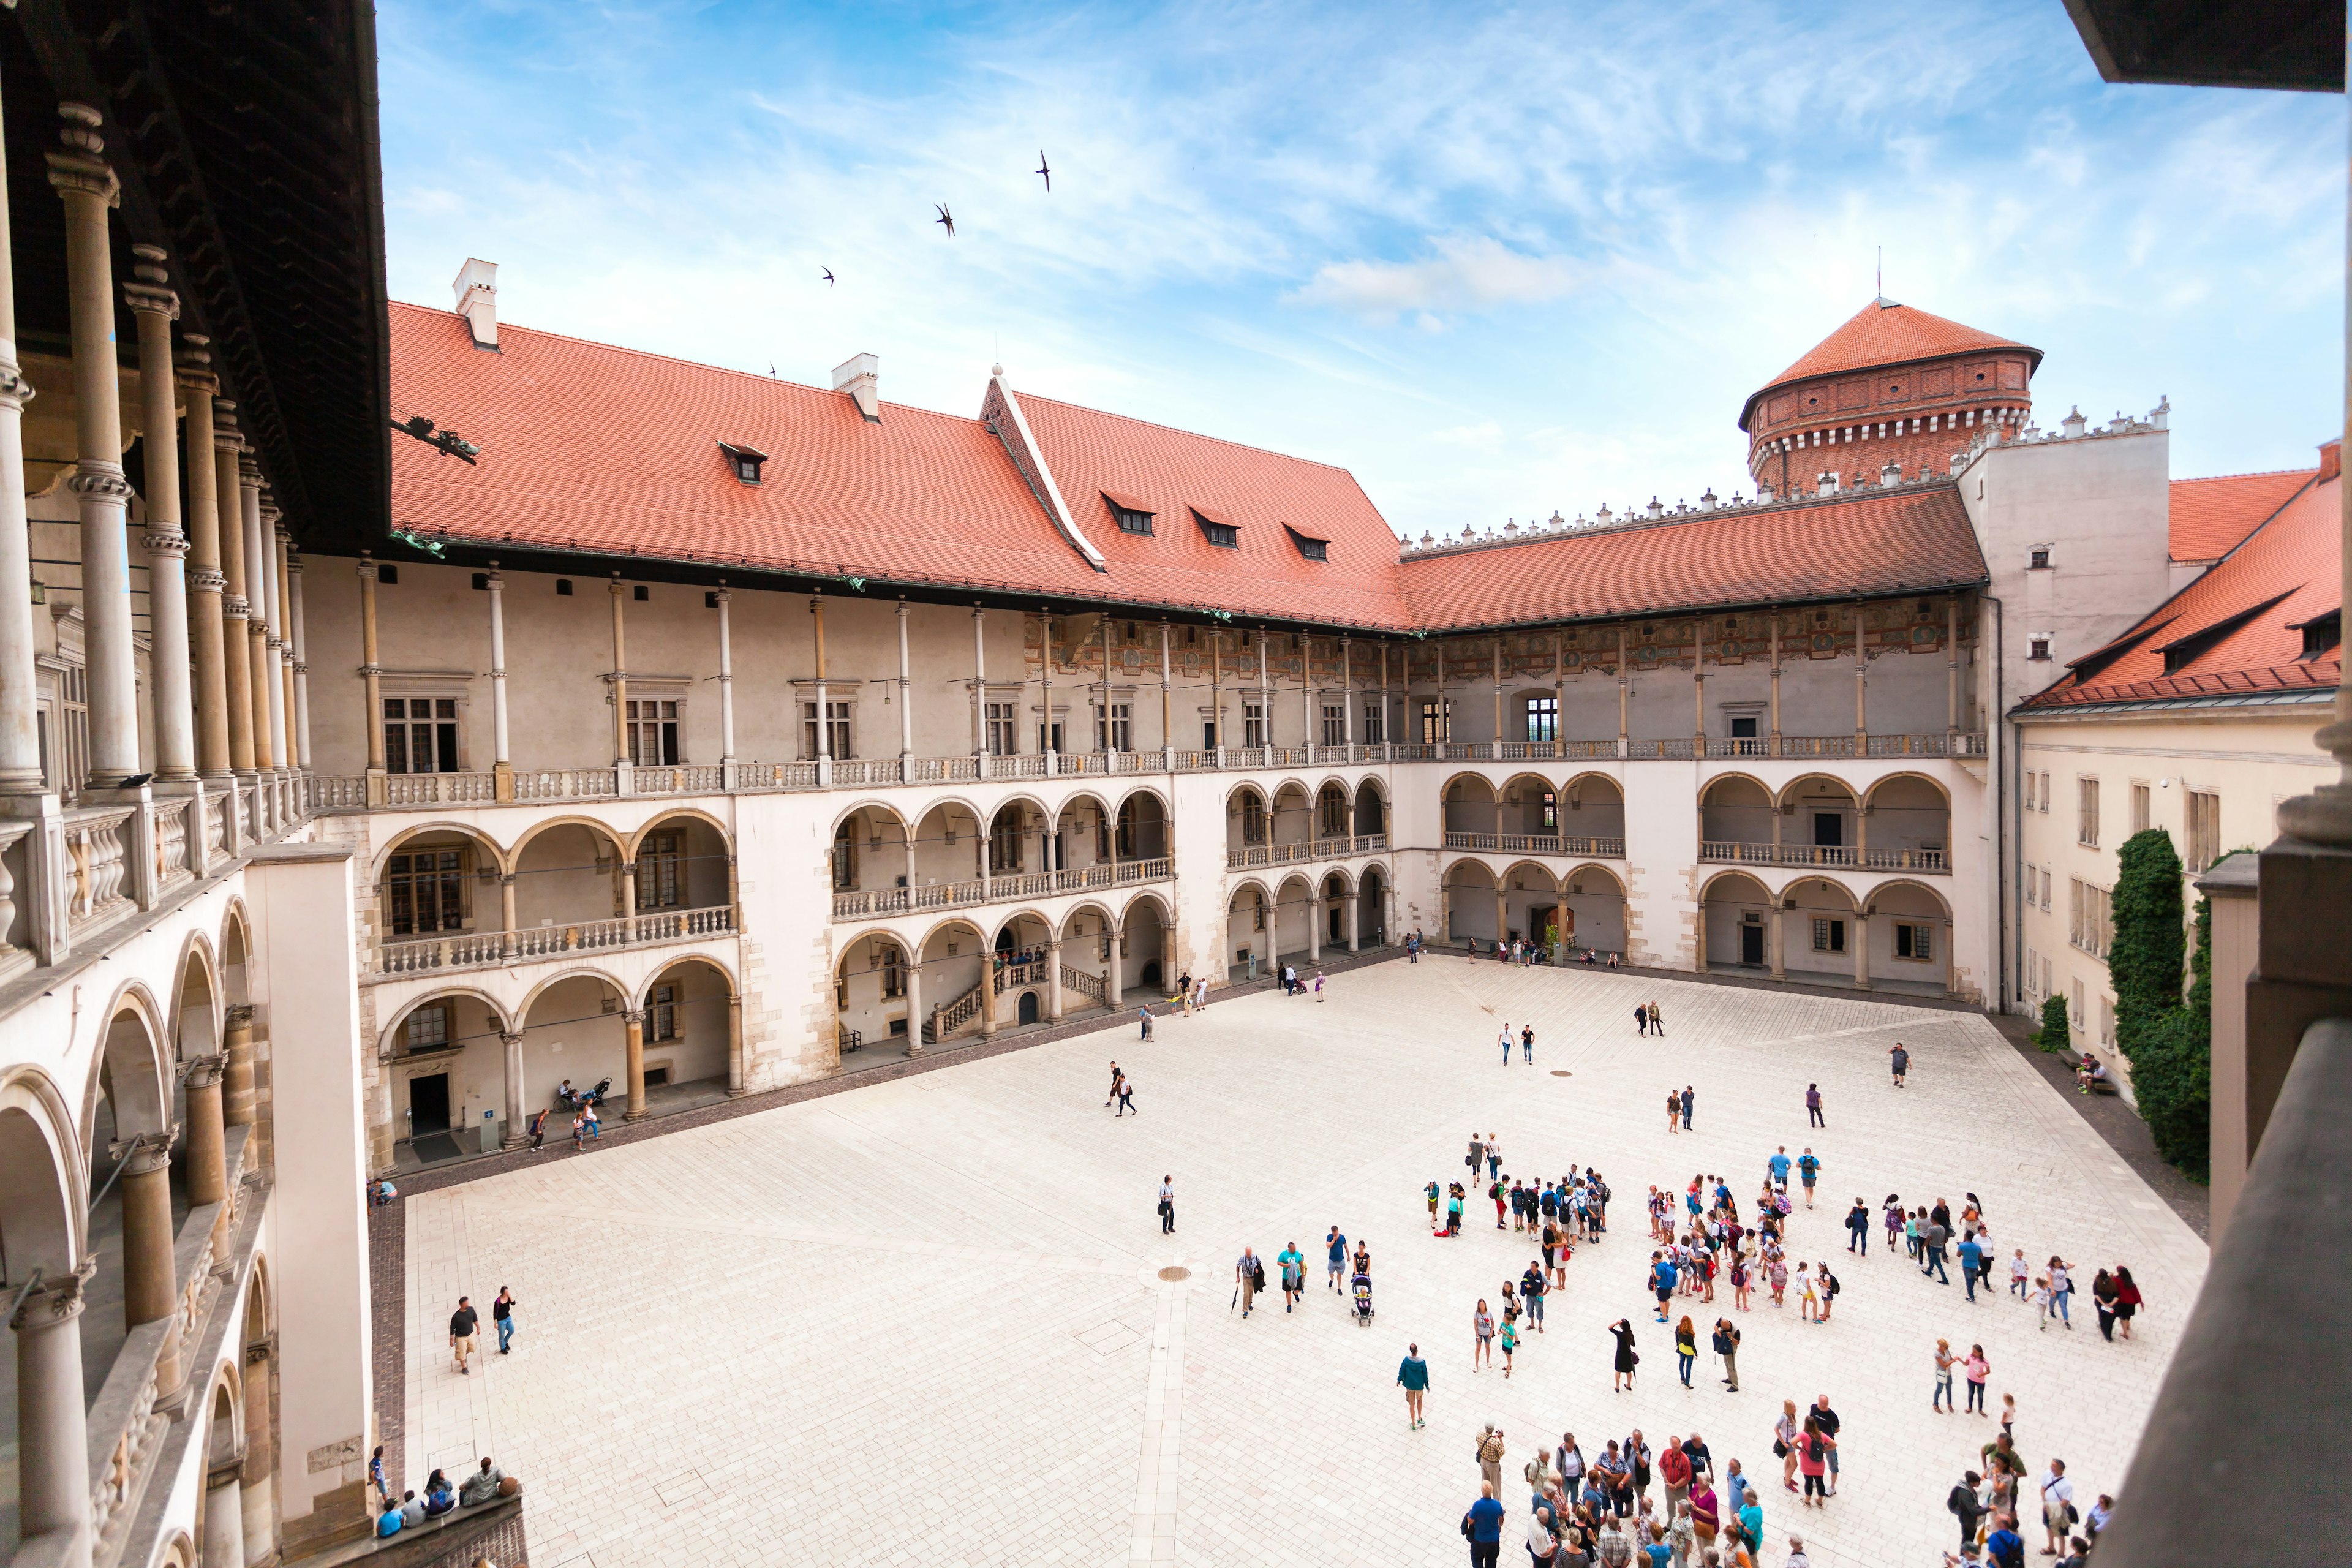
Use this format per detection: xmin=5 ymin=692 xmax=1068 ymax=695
xmin=376 ymin=1 xmax=2346 ymax=541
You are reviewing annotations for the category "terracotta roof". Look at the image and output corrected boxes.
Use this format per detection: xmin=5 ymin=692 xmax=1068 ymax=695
xmin=1741 ymin=301 xmax=2041 ymax=431
xmin=2021 ymin=471 xmax=2342 ymax=709
xmin=1396 ymin=484 xmax=1989 ymax=631
xmin=991 ymin=393 xmax=1414 ymax=628
xmin=2168 ymin=467 xmax=2315 ymax=562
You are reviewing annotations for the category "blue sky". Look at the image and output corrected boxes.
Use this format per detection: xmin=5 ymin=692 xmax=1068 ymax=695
xmin=377 ymin=1 xmax=2345 ymax=540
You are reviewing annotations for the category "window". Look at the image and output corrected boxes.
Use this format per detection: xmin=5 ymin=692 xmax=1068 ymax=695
xmin=1811 ymin=918 xmax=1846 ymax=954
xmin=878 ymin=948 xmax=905 ymax=1001
xmin=1285 ymin=525 xmax=1329 ymax=561
xmin=1538 ymin=791 xmax=1558 ymax=832
xmin=2077 ymin=778 xmax=2100 ymax=846
xmin=1362 ymin=704 xmax=1385 ymax=745
xmin=2069 ymin=878 xmax=2113 ymax=959
xmin=385 ymin=698 xmax=460 ymax=775
xmin=2187 ymin=790 xmax=2222 ymax=872
xmin=718 ymin=441 xmax=767 ymax=483
xmin=803 ymin=701 xmax=852 ymax=760
xmin=648 ymin=983 xmax=679 ymax=1041
xmin=1419 ymin=698 xmax=1450 ymax=744
xmin=1319 ymin=790 xmax=1347 ymax=837
xmin=2130 ymin=783 xmax=2150 ymax=835
xmin=1196 ymin=510 xmax=1239 ymax=548
xmin=1729 ymin=715 xmax=1758 ymax=739
xmin=2098 ymin=995 xmax=2116 ymax=1049
xmin=831 ymin=824 xmax=858 ymax=891
xmin=627 ymin=699 xmax=681 ymax=767
xmin=1096 ymin=702 xmax=1132 ymax=752
xmin=2299 ymin=609 xmax=2341 ymax=660
xmin=2024 ymin=772 xmax=2037 ymax=812
xmin=1038 ymin=720 xmax=1063 ymax=753
xmin=985 ymin=701 xmax=1017 ymax=756
xmin=556 ymin=578 xmax=573 ymax=596
xmin=631 ymin=584 xmax=650 ymax=603
xmin=2071 ymin=977 xmax=2086 ymax=1028
xmin=1893 ymin=922 xmax=1934 ymax=962
xmin=637 ymin=831 xmax=685 ymax=910
xmin=1525 ymin=696 xmax=1558 ymax=744
xmin=1322 ymin=704 xmax=1346 ymax=747
xmin=2029 ymin=546 xmax=2050 ymax=570
xmin=402 ymin=1003 xmax=451 ymax=1053
xmin=1114 ymin=507 xmax=1154 ymax=535
xmin=42 ymin=662 xmax=89 ymax=797
xmin=377 ymin=564 xmax=399 ymax=585
xmin=386 ymin=848 xmax=466 ymax=935
xmin=989 ymin=812 xmax=1023 ymax=873
xmin=2028 ymin=635 xmax=2051 ymax=661
xmin=1241 ymin=793 xmax=1267 ymax=844
xmin=1243 ymin=703 xmax=1267 ymax=748
xmin=2040 ymin=774 xmax=2052 ymax=813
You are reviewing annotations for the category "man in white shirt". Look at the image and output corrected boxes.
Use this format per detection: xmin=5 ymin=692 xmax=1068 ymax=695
xmin=2039 ymin=1459 xmax=2075 ymax=1555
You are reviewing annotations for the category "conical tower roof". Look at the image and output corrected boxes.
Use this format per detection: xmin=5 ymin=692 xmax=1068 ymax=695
xmin=1740 ymin=300 xmax=2041 ymax=431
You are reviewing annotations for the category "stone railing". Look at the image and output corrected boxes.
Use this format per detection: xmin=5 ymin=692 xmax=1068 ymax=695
xmin=1439 ymin=831 xmax=1625 ymax=858
xmin=371 ymin=903 xmax=737 ymax=977
xmin=1061 ymin=963 xmax=1106 ymax=1003
xmin=1224 ymin=834 xmax=1390 ymax=871
xmin=831 ymin=858 xmax=1174 ymax=922
xmin=1698 ymin=841 xmax=1948 ymax=873
xmin=64 ymin=804 xmax=136 ymax=930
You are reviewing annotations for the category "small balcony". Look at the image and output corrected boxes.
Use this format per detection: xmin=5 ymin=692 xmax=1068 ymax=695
xmin=374 ymin=903 xmax=737 ymax=976
xmin=1440 ymin=831 xmax=1624 ymax=858
xmin=1698 ymin=841 xmax=1948 ymax=873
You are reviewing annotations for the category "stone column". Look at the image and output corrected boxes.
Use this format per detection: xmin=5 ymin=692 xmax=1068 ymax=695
xmin=1616 ymin=626 xmax=1630 ymax=758
xmin=203 ymin=1457 xmax=246 ymax=1568
xmin=1769 ymin=611 xmax=1783 ymax=758
xmin=1308 ymin=891 xmax=1321 ymax=962
xmin=1770 ymin=905 xmax=1786 ymax=980
xmin=970 ymin=606 xmax=986 ymax=763
xmin=1256 ymin=631 xmax=1270 ymax=752
xmin=1341 ymin=636 xmax=1354 ymax=749
xmin=12 ymin=1260 xmax=97 ymax=1568
xmin=500 ymin=1031 xmax=527 ymax=1149
xmin=1106 ymin=928 xmax=1123 ymax=1008
xmin=1853 ymin=607 xmax=1868 ymax=752
xmin=903 ymin=955 xmax=924 ymax=1057
xmin=273 ymin=521 xmax=296 ymax=767
xmin=1346 ymin=889 xmax=1360 ymax=952
xmin=715 ymin=586 xmax=737 ymax=766
xmin=50 ymin=105 xmax=141 ymax=786
xmin=119 ymin=1131 xmax=179 ymax=1396
xmin=184 ymin=1056 xmax=227 ymax=1207
xmin=1159 ymin=620 xmax=1173 ymax=767
xmin=1852 ymin=909 xmax=1871 ymax=990
xmin=1041 ymin=612 xmax=1056 ymax=763
xmin=178 ymin=346 xmax=230 ymax=780
xmin=1160 ymin=924 xmax=1175 ymax=988
xmin=1493 ymin=887 xmax=1508 ymax=950
xmin=222 ymin=1004 xmax=256 ymax=1128
xmin=726 ymin=994 xmax=746 ymax=1096
xmin=241 ymin=465 xmax=273 ymax=772
xmin=0 ymin=74 xmax=40 ymax=797
xmin=624 ymin=1009 xmax=647 ymax=1119
xmin=1552 ymin=632 xmax=1566 ymax=760
xmin=1046 ymin=938 xmax=1065 ymax=1023
xmin=809 ymin=594 xmax=829 ymax=781
xmin=1491 ymin=639 xmax=1503 ymax=752
xmin=1946 ymin=595 xmax=1961 ymax=742
xmin=289 ymin=550 xmax=311 ymax=769
xmin=124 ymin=249 xmax=197 ymax=782
xmin=238 ymin=1391 xmax=273 ymax=1568
xmin=897 ymin=599 xmax=914 ymax=767
xmin=1211 ymin=630 xmax=1224 ymax=764
xmin=979 ymin=955 xmax=998 ymax=1039
xmin=1692 ymin=652 xmax=1706 ymax=757
xmin=486 ymin=564 xmax=511 ymax=796
xmin=216 ymin=407 xmax=255 ymax=777
xmin=609 ymin=575 xmax=630 ymax=771
xmin=357 ymin=556 xmax=383 ymax=792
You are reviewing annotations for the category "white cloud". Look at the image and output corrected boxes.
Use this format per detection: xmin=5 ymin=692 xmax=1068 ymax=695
xmin=1291 ymin=238 xmax=1583 ymax=320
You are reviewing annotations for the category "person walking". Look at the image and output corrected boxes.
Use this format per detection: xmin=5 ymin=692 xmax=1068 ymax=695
xmin=1464 ymin=1480 xmax=1504 ymax=1568
xmin=1610 ymin=1317 xmax=1639 ymax=1392
xmin=1327 ymin=1226 xmax=1349 ymax=1292
xmin=1474 ymin=1299 xmax=1496 ymax=1369
xmin=1500 ymin=1312 xmax=1520 ymax=1378
xmin=2090 ymin=1269 xmax=2119 ymax=1340
xmin=1796 ymin=1150 xmax=1819 ymax=1209
xmin=1488 ymin=1136 xmax=1504 ymax=1183
xmin=1674 ymin=1316 xmax=1698 ymax=1388
xmin=1679 ymin=1086 xmax=1694 ymax=1131
xmin=1235 ymin=1246 xmax=1261 ymax=1317
xmin=1665 ymin=1088 xmax=1682 ymax=1136
xmin=1116 ymin=1071 xmax=1137 ymax=1117
xmin=1805 ymin=1083 xmax=1824 ymax=1128
xmin=1844 ymin=1199 xmax=1869 ymax=1255
xmin=492 ymin=1286 xmax=518 ymax=1355
xmin=1158 ymin=1175 xmax=1176 ymax=1234
xmin=1137 ymin=1005 xmax=1153 ymax=1039
xmin=2038 ymin=1460 xmax=2075 ymax=1557
xmin=1522 ymin=1024 xmax=1536 ymax=1064
xmin=1501 ymin=1025 xmax=1515 ymax=1065
xmin=1652 ymin=1003 xmax=1667 ymax=1038
xmin=448 ymin=1297 xmax=479 ymax=1376
xmin=1921 ymin=1216 xmax=1951 ymax=1284
xmin=1659 ymin=1436 xmax=1692 ymax=1524
xmin=1313 ymin=971 xmax=1325 ymax=1001
xmin=1636 ymin=1003 xmax=1651 ymax=1037
xmin=1963 ymin=1344 xmax=1991 ymax=1414
xmin=1774 ymin=1401 xmax=1801 ymax=1493
xmin=1958 ymin=1229 xmax=1986 ymax=1302
xmin=2113 ymin=1266 xmax=2143 ymax=1339
xmin=2047 ymin=1256 xmax=2075 ymax=1330
xmin=1889 ymin=1041 xmax=1910 ymax=1087
xmin=1397 ymin=1341 xmax=1430 ymax=1428
xmin=1479 ymin=1425 xmax=1508 ymax=1496
xmin=1468 ymin=1134 xmax=1487 ymax=1185
xmin=1276 ymin=1241 xmax=1306 ymax=1311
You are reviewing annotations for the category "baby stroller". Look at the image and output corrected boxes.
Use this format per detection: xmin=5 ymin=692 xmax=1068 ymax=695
xmin=1351 ymin=1272 xmax=1374 ymax=1326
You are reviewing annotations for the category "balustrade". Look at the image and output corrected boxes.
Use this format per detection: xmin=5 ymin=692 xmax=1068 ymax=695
xmin=1696 ymin=841 xmax=1943 ymax=872
xmin=374 ymin=902 xmax=736 ymax=976
xmin=1441 ymin=831 xmax=1623 ymax=858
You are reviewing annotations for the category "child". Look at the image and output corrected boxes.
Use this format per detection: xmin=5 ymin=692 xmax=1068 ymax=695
xmin=1732 ymin=1255 xmax=1752 ymax=1311
xmin=1427 ymin=1180 xmax=1442 ymax=1225
xmin=1797 ymin=1263 xmax=1819 ymax=1322
xmin=2030 ymin=1276 xmax=2054 ymax=1330
xmin=1500 ymin=1314 xmax=1518 ymax=1378
xmin=2010 ymin=1249 xmax=2031 ymax=1300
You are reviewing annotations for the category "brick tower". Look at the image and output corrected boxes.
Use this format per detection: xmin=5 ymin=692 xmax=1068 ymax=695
xmin=1740 ymin=298 xmax=2043 ymax=500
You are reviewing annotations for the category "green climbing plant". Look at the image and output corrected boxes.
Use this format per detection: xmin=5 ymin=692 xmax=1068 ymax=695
xmin=2032 ymin=993 xmax=2071 ymax=1054
xmin=2109 ymin=828 xmax=2185 ymax=1066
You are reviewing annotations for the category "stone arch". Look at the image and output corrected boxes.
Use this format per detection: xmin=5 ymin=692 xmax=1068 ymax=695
xmin=1352 ymin=775 xmax=1389 ymax=837
xmin=1058 ymin=900 xmax=1120 ymax=943
xmin=1861 ymin=770 xmax=1951 ymax=812
xmin=628 ymin=805 xmax=732 ymax=856
xmin=637 ymin=954 xmax=737 ymax=1087
xmin=1863 ymin=876 xmax=1953 ymax=919
xmin=635 ymin=952 xmax=739 ymax=1011
xmin=1861 ymin=772 xmax=1954 ymax=867
xmin=1354 ymin=861 xmax=1390 ymax=946
xmin=1700 ymin=772 xmax=1777 ymax=846
xmin=914 ymin=913 xmax=989 ymax=954
xmin=630 ymin=808 xmax=735 ymax=912
xmin=203 ymin=1357 xmax=246 ymax=1459
xmin=218 ymin=899 xmax=254 ymax=1006
xmin=1698 ymin=869 xmax=1774 ymax=970
xmin=1114 ymin=889 xmax=1173 ymax=993
xmin=1110 ymin=783 xmax=1173 ymax=820
xmin=0 ymin=1064 xmax=84 ymax=1275
xmin=826 ymin=797 xmax=911 ymax=839
xmin=377 ymin=986 xmax=515 ymax=1054
xmin=1112 ymin=788 xmax=1169 ymax=861
xmin=515 ymin=965 xmax=631 ymax=1022
xmin=1695 ymin=867 xmax=1773 ymax=905
xmin=506 ymin=813 xmax=627 ymax=867
xmin=988 ymin=908 xmax=1058 ymax=947
xmin=1317 ymin=864 xmax=1359 ymax=898
xmin=1498 ymin=858 xmax=1556 ymax=892
xmin=1119 ymin=888 xmax=1175 ymax=927
xmin=154 ymin=1533 xmax=196 ymax=1568
xmin=986 ymin=796 xmax=1055 ymax=875
xmin=85 ymin=982 xmax=172 ymax=1150
xmin=1313 ymin=778 xmax=1351 ymax=839
xmin=1440 ymin=771 xmax=1500 ymax=835
xmin=372 ymin=819 xmax=513 ymax=879
xmin=240 ymin=1251 xmax=279 ymax=1539
xmin=1224 ymin=780 xmax=1272 ymax=850
xmin=1775 ymin=772 xmax=1860 ymax=811
xmin=170 ymin=930 xmax=223 ymax=1066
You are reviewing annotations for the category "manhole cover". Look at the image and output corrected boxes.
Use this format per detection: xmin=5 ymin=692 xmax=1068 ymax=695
xmin=1157 ymin=1265 xmax=1191 ymax=1281
xmin=1550 ymin=1070 xmax=1572 ymax=1077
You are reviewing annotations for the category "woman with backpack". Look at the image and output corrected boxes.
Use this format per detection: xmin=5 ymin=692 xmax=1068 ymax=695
xmin=1796 ymin=1417 xmax=1832 ymax=1506
xmin=1947 ymin=1469 xmax=1989 ymax=1550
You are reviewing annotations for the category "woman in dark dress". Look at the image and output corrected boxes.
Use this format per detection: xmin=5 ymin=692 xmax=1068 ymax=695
xmin=2090 ymin=1269 xmax=2120 ymax=1340
xmin=1610 ymin=1317 xmax=1638 ymax=1391
xmin=2112 ymin=1266 xmax=2143 ymax=1340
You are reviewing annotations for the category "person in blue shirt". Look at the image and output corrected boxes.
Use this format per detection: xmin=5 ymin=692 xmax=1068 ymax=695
xmin=1650 ymin=1254 xmax=1678 ymax=1321
xmin=1768 ymin=1147 xmax=1793 ymax=1185
xmin=1464 ymin=1482 xmax=1505 ymax=1564
xmin=1796 ymin=1150 xmax=1820 ymax=1208
xmin=1984 ymin=1515 xmax=2026 ymax=1567
xmin=1957 ymin=1229 xmax=1986 ymax=1301
xmin=1325 ymin=1227 xmax=1348 ymax=1292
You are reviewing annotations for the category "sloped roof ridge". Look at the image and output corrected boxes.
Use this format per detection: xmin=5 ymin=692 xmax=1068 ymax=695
xmin=2174 ymin=464 xmax=2321 ymax=484
xmin=1400 ymin=478 xmax=1963 ymax=565
xmin=1013 ymin=390 xmax=1361 ymax=478
xmin=385 ymin=298 xmax=988 ymax=432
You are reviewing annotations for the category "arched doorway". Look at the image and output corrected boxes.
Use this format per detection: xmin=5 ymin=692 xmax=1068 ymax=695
xmin=1562 ymin=865 xmax=1627 ymax=957
xmin=835 ymin=932 xmax=913 ymax=1052
xmin=1017 ymin=991 xmax=1041 ymax=1025
xmin=1780 ymin=776 xmax=1860 ymax=864
xmin=1353 ymin=780 xmax=1387 ymax=839
xmin=1357 ymin=866 xmax=1389 ymax=946
xmin=640 ymin=956 xmax=736 ymax=1090
xmin=1441 ymin=859 xmax=1499 ymax=947
xmin=1783 ymin=876 xmax=1862 ymax=982
xmin=1700 ymin=871 xmax=1774 ymax=970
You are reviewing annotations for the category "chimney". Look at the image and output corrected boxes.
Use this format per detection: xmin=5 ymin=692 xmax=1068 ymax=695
xmin=832 ymin=353 xmax=880 ymax=422
xmin=2320 ymin=439 xmax=2342 ymax=484
xmin=1698 ymin=489 xmax=1717 ymax=511
xmin=452 ymin=258 xmax=499 ymax=350
xmin=1815 ymin=471 xmax=1839 ymax=499
xmin=2060 ymin=405 xmax=2087 ymax=439
xmin=1880 ymin=461 xmax=1902 ymax=488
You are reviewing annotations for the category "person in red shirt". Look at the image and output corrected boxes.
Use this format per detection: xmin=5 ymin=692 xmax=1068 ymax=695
xmin=1659 ymin=1437 xmax=1694 ymax=1521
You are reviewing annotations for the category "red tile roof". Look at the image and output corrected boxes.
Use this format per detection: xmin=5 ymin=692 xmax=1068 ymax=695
xmin=2021 ymin=472 xmax=2342 ymax=709
xmin=1741 ymin=301 xmax=2040 ymax=430
xmin=2167 ymin=467 xmax=2315 ymax=562
xmin=1396 ymin=484 xmax=1989 ymax=632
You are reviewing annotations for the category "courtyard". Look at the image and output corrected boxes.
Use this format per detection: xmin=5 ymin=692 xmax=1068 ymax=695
xmin=397 ymin=959 xmax=2206 ymax=1567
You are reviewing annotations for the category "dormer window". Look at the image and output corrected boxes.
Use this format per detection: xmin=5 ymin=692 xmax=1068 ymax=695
xmin=1284 ymin=525 xmax=1329 ymax=562
xmin=717 ymin=441 xmax=768 ymax=486
xmin=2297 ymin=608 xmax=2341 ymax=661
xmin=1193 ymin=506 xmax=1240 ymax=548
xmin=1101 ymin=490 xmax=1155 ymax=535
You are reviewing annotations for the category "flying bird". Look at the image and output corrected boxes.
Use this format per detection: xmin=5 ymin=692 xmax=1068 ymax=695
xmin=823 ymin=268 xmax=835 ymax=286
xmin=768 ymin=361 xmax=777 ymax=377
xmin=935 ymin=204 xmax=956 ymax=236
xmin=1036 ymin=151 xmax=1051 ymax=192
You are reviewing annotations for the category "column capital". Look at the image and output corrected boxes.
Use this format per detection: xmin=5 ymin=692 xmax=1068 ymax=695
xmin=225 ymin=1003 xmax=256 ymax=1027
xmin=224 ymin=595 xmax=250 ymax=618
xmin=9 ymin=1256 xmax=97 ymax=1329
xmin=189 ymin=568 xmax=225 ymax=593
xmin=237 ymin=456 xmax=263 ymax=486
xmin=184 ymin=1054 xmax=227 ymax=1090
xmin=44 ymin=105 xmax=119 ymax=205
xmin=177 ymin=333 xmax=219 ymax=394
xmin=141 ymin=532 xmax=191 ymax=558
xmin=122 ymin=281 xmax=179 ymax=321
xmin=213 ymin=399 xmax=245 ymax=450
xmin=206 ymin=1455 xmax=247 ymax=1491
xmin=621 ymin=1008 xmax=647 ymax=1026
xmin=66 ymin=464 xmax=134 ymax=502
xmin=497 ymin=1030 xmax=527 ymax=1047
xmin=0 ymin=360 xmax=34 ymax=411
xmin=356 ymin=557 xmax=379 ymax=582
xmin=111 ymin=1129 xmax=178 ymax=1177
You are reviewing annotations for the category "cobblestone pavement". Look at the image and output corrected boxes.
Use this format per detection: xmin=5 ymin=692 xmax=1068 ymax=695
xmin=401 ymin=959 xmax=2204 ymax=1567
